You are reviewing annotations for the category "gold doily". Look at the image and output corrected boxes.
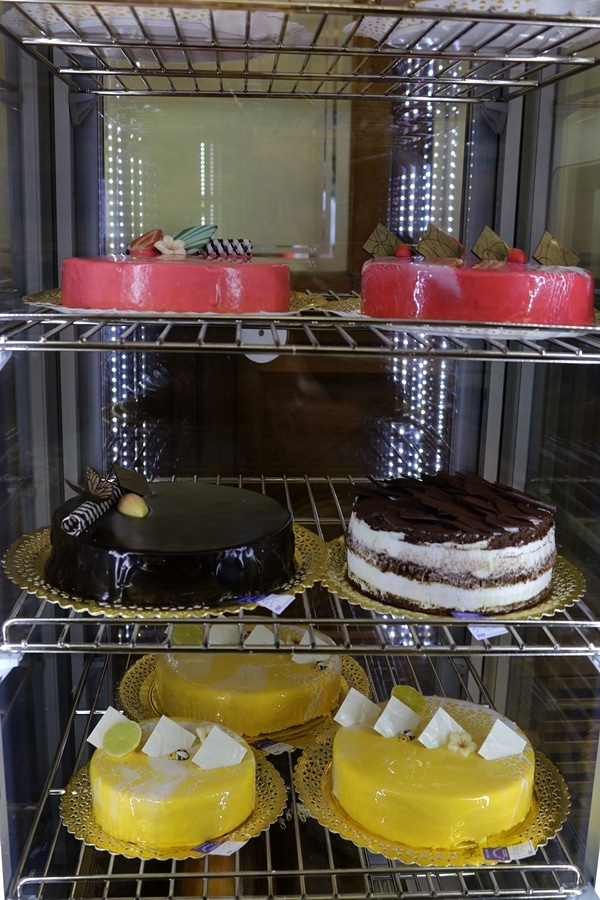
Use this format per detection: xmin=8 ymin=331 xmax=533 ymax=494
xmin=60 ymin=750 xmax=286 ymax=861
xmin=322 ymin=538 xmax=585 ymax=621
xmin=2 ymin=525 xmax=326 ymax=620
xmin=118 ymin=654 xmax=371 ymax=748
xmin=293 ymin=722 xmax=570 ymax=867
xmin=289 ymin=292 xmax=361 ymax=315
xmin=25 ymin=288 xmax=363 ymax=317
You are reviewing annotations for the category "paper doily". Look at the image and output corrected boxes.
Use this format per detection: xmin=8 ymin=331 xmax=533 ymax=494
xmin=293 ymin=721 xmax=570 ymax=867
xmin=60 ymin=750 xmax=286 ymax=860
xmin=322 ymin=538 xmax=585 ymax=622
xmin=118 ymin=653 xmax=372 ymax=748
xmin=2 ymin=524 xmax=326 ymax=620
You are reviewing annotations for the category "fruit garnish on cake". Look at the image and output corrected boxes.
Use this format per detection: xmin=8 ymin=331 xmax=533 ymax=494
xmin=126 ymin=224 xmax=254 ymax=260
xmin=390 ymin=683 xmax=426 ymax=716
xmin=117 ymin=493 xmax=149 ymax=517
xmin=127 ymin=224 xmax=218 ymax=257
xmin=102 ymin=718 xmax=143 ymax=757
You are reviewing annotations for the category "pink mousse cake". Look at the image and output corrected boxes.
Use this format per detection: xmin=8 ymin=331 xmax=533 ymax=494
xmin=361 ymin=256 xmax=594 ymax=326
xmin=61 ymin=256 xmax=291 ymax=314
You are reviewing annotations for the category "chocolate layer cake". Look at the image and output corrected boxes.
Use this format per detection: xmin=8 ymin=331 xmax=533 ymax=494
xmin=45 ymin=482 xmax=295 ymax=610
xmin=345 ymin=473 xmax=556 ymax=615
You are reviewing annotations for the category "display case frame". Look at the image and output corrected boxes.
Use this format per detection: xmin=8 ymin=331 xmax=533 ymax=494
xmin=1 ymin=3 xmax=600 ymax=899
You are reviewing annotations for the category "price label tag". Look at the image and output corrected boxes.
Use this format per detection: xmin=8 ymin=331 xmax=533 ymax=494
xmin=195 ymin=839 xmax=248 ymax=856
xmin=483 ymin=840 xmax=536 ymax=862
xmin=467 ymin=623 xmax=509 ymax=640
xmin=239 ymin=592 xmax=295 ymax=615
xmin=451 ymin=611 xmax=508 ymax=640
xmin=253 ymin=738 xmax=294 ymax=755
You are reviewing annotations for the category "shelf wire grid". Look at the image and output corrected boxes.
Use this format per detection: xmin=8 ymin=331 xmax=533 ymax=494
xmin=2 ymin=474 xmax=600 ymax=655
xmin=7 ymin=650 xmax=587 ymax=900
xmin=1 ymin=2 xmax=600 ymax=102
xmin=3 ymin=309 xmax=600 ymax=360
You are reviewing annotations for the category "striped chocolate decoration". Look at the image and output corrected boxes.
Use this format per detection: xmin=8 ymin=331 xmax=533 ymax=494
xmin=200 ymin=238 xmax=252 ymax=259
xmin=62 ymin=487 xmax=124 ymax=536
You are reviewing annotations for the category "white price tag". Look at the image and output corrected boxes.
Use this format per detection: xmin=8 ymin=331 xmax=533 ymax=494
xmin=483 ymin=840 xmax=536 ymax=862
xmin=251 ymin=592 xmax=296 ymax=614
xmin=195 ymin=840 xmax=248 ymax=856
xmin=253 ymin=738 xmax=294 ymax=755
xmin=467 ymin=623 xmax=509 ymax=640
xmin=451 ymin=611 xmax=508 ymax=640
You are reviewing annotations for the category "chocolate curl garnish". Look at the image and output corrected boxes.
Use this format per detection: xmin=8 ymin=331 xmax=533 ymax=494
xmin=199 ymin=238 xmax=253 ymax=259
xmin=62 ymin=467 xmax=124 ymax=535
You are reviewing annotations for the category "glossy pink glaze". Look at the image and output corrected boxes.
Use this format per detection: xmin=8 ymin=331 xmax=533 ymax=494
xmin=61 ymin=256 xmax=291 ymax=313
xmin=361 ymin=257 xmax=595 ymax=325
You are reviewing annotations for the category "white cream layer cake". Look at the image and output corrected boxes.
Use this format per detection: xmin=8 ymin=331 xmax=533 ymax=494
xmin=346 ymin=472 xmax=556 ymax=615
xmin=154 ymin=623 xmax=342 ymax=736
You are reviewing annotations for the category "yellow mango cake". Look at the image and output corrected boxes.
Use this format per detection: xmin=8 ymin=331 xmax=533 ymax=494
xmin=154 ymin=623 xmax=342 ymax=736
xmin=89 ymin=717 xmax=255 ymax=850
xmin=331 ymin=694 xmax=535 ymax=850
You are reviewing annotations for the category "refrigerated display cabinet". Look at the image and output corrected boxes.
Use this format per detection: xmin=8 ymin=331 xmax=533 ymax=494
xmin=1 ymin=2 xmax=600 ymax=899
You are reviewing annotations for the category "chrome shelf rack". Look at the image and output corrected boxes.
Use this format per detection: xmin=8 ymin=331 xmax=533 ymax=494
xmin=2 ymin=475 xmax=600 ymax=656
xmin=6 ymin=649 xmax=588 ymax=900
xmin=1 ymin=1 xmax=600 ymax=103
xmin=3 ymin=308 xmax=600 ymax=361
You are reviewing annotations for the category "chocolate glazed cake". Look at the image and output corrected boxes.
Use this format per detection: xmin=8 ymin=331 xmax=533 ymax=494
xmin=345 ymin=472 xmax=556 ymax=615
xmin=45 ymin=482 xmax=296 ymax=610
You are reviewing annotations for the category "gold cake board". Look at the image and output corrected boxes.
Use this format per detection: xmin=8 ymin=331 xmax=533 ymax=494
xmin=118 ymin=653 xmax=372 ymax=749
xmin=3 ymin=524 xmax=326 ymax=619
xmin=293 ymin=722 xmax=570 ymax=868
xmin=60 ymin=749 xmax=286 ymax=861
xmin=322 ymin=538 xmax=585 ymax=621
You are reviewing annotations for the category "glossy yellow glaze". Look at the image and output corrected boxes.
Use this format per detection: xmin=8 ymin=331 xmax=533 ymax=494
xmin=89 ymin=720 xmax=255 ymax=850
xmin=154 ymin=626 xmax=342 ymax=736
xmin=331 ymin=698 xmax=535 ymax=849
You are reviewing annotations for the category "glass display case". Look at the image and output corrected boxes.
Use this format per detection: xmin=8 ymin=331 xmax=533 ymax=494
xmin=1 ymin=3 xmax=600 ymax=900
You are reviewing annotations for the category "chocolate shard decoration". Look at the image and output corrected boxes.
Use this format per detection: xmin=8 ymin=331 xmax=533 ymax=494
xmin=66 ymin=466 xmax=118 ymax=504
xmin=417 ymin=225 xmax=465 ymax=259
xmin=113 ymin=463 xmax=151 ymax=496
xmin=533 ymin=231 xmax=579 ymax=267
xmin=472 ymin=226 xmax=510 ymax=261
xmin=363 ymin=223 xmax=402 ymax=258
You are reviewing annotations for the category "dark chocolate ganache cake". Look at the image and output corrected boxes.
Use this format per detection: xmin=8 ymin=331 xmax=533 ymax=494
xmin=45 ymin=482 xmax=295 ymax=609
xmin=346 ymin=472 xmax=556 ymax=615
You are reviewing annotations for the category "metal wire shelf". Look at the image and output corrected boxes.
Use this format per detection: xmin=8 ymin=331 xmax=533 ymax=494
xmin=2 ymin=474 xmax=600 ymax=655
xmin=1 ymin=1 xmax=600 ymax=102
xmin=3 ymin=307 xmax=600 ymax=360
xmin=7 ymin=649 xmax=589 ymax=900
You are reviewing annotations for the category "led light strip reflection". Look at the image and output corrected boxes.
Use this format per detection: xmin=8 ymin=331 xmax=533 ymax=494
xmin=370 ymin=336 xmax=450 ymax=481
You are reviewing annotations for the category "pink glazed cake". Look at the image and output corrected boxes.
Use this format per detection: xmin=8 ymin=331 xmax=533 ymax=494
xmin=360 ymin=256 xmax=594 ymax=325
xmin=61 ymin=256 xmax=291 ymax=314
